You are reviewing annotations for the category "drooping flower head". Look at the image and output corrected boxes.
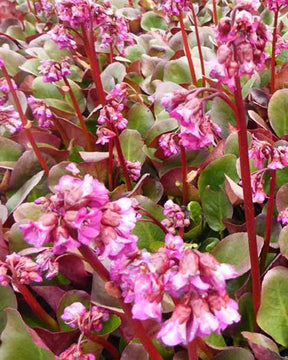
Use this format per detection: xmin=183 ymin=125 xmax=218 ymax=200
xmin=161 ymin=0 xmax=193 ymax=16
xmin=28 ymin=96 xmax=54 ymax=128
xmin=267 ymin=0 xmax=288 ymax=12
xmin=161 ymin=200 xmax=190 ymax=233
xmin=38 ymin=58 xmax=71 ymax=83
xmin=160 ymin=90 xmax=221 ymax=150
xmin=48 ymin=24 xmax=76 ymax=50
xmin=0 ymin=105 xmax=22 ymax=135
xmin=210 ymin=0 xmax=270 ymax=90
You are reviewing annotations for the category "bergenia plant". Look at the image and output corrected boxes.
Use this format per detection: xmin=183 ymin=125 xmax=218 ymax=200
xmin=1 ymin=0 xmax=288 ymax=359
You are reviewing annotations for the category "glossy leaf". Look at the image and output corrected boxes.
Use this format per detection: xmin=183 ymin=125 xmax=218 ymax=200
xmin=268 ymin=89 xmax=288 ymax=137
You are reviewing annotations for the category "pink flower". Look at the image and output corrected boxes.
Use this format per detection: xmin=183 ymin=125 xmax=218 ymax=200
xmin=89 ymin=305 xmax=110 ymax=332
xmin=157 ymin=304 xmax=194 ymax=346
xmin=162 ymin=200 xmax=190 ymax=233
xmin=98 ymin=198 xmax=139 ymax=259
xmin=267 ymin=0 xmax=288 ymax=11
xmin=61 ymin=302 xmax=87 ymax=328
xmin=159 ymin=133 xmax=180 ymax=157
xmin=251 ymin=172 xmax=266 ymax=203
xmin=0 ymin=58 xmax=4 ymax=67
xmin=65 ymin=163 xmax=81 ymax=176
xmin=35 ymin=249 xmax=59 ymax=280
xmin=74 ymin=207 xmax=102 ymax=245
xmin=96 ymin=127 xmax=115 ymax=145
xmin=19 ymin=213 xmax=58 ymax=248
xmin=53 ymin=226 xmax=79 ymax=255
xmin=28 ymin=96 xmax=53 ymax=128
xmin=0 ymin=105 xmax=22 ymax=134
xmin=126 ymin=160 xmax=141 ymax=181
xmin=162 ymin=0 xmax=193 ymax=16
xmin=39 ymin=58 xmax=71 ymax=83
xmin=57 ymin=344 xmax=95 ymax=360
xmin=278 ymin=208 xmax=288 ymax=225
xmin=48 ymin=25 xmax=76 ymax=50
xmin=0 ymin=77 xmax=17 ymax=93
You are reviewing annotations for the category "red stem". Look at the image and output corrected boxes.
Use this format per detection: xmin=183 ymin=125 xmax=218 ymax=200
xmin=128 ymin=0 xmax=133 ymax=6
xmin=260 ymin=170 xmax=276 ymax=273
xmin=179 ymin=12 xmax=197 ymax=86
xmin=17 ymin=283 xmax=58 ymax=331
xmin=181 ymin=146 xmax=188 ymax=206
xmin=271 ymin=9 xmax=279 ymax=94
xmin=84 ymin=332 xmax=120 ymax=359
xmin=191 ymin=5 xmax=206 ymax=87
xmin=212 ymin=0 xmax=218 ymax=26
xmin=1 ymin=65 xmax=49 ymax=175
xmin=81 ymin=24 xmax=132 ymax=190
xmin=78 ymin=245 xmax=163 ymax=360
xmin=187 ymin=340 xmax=198 ymax=360
xmin=81 ymin=25 xmax=106 ymax=106
xmin=109 ymin=44 xmax=114 ymax=64
xmin=234 ymin=75 xmax=261 ymax=321
xmin=112 ymin=126 xmax=132 ymax=191
xmin=108 ymin=139 xmax=114 ymax=191
xmin=63 ymin=76 xmax=93 ymax=151
xmin=140 ymin=208 xmax=168 ymax=234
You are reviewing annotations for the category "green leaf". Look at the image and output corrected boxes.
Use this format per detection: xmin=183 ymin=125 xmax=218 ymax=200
xmin=204 ymin=332 xmax=226 ymax=348
xmin=141 ymin=11 xmax=167 ymax=31
xmin=163 ymin=58 xmax=192 ymax=84
xmin=214 ymin=348 xmax=254 ymax=360
xmin=202 ymin=187 xmax=233 ymax=232
xmin=119 ymin=129 xmax=146 ymax=164
xmin=212 ymin=232 xmax=263 ymax=275
xmin=127 ymin=104 xmax=155 ymax=138
xmin=6 ymin=171 xmax=45 ymax=215
xmin=0 ymin=48 xmax=26 ymax=75
xmin=133 ymin=195 xmax=165 ymax=250
xmin=257 ymin=267 xmax=288 ymax=346
xmin=0 ymin=309 xmax=54 ymax=360
xmin=32 ymin=77 xmax=62 ymax=100
xmin=279 ymin=226 xmax=288 ymax=259
xmin=100 ymin=62 xmax=126 ymax=92
xmin=146 ymin=118 xmax=178 ymax=145
xmin=94 ymin=314 xmax=121 ymax=336
xmin=210 ymin=98 xmax=237 ymax=138
xmin=19 ymin=58 xmax=41 ymax=76
xmin=125 ymin=45 xmax=146 ymax=62
xmin=198 ymin=154 xmax=239 ymax=196
xmin=0 ymin=137 xmax=22 ymax=162
xmin=0 ymin=287 xmax=17 ymax=334
xmin=268 ymin=89 xmax=288 ymax=137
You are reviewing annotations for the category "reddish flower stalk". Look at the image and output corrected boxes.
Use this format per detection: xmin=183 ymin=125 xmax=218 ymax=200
xmin=109 ymin=44 xmax=114 ymax=64
xmin=270 ymin=8 xmax=279 ymax=94
xmin=260 ymin=170 xmax=276 ymax=273
xmin=81 ymin=25 xmax=106 ymax=107
xmin=140 ymin=208 xmax=168 ymax=234
xmin=191 ymin=4 xmax=206 ymax=87
xmin=108 ymin=139 xmax=114 ymax=191
xmin=81 ymin=24 xmax=132 ymax=191
xmin=84 ymin=332 xmax=120 ymax=359
xmin=179 ymin=12 xmax=197 ymax=86
xmin=234 ymin=75 xmax=261 ymax=320
xmin=17 ymin=283 xmax=59 ymax=331
xmin=0 ymin=64 xmax=50 ymax=175
xmin=261 ymin=8 xmax=279 ymax=273
xmin=187 ymin=340 xmax=198 ymax=360
xmin=212 ymin=0 xmax=218 ymax=26
xmin=62 ymin=76 xmax=93 ymax=151
xmin=78 ymin=245 xmax=163 ymax=360
xmin=181 ymin=146 xmax=188 ymax=206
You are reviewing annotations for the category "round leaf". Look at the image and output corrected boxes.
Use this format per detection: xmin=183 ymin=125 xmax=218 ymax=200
xmin=257 ymin=266 xmax=288 ymax=346
xmin=268 ymin=89 xmax=288 ymax=137
xmin=141 ymin=11 xmax=167 ymax=31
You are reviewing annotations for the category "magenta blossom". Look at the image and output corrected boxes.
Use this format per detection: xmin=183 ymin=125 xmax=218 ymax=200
xmin=57 ymin=344 xmax=96 ymax=360
xmin=162 ymin=200 xmax=190 ymax=233
xmin=48 ymin=24 xmax=76 ymax=50
xmin=28 ymin=96 xmax=54 ymax=128
xmin=38 ymin=58 xmax=71 ymax=83
xmin=0 ymin=105 xmax=22 ymax=134
xmin=0 ymin=77 xmax=17 ymax=93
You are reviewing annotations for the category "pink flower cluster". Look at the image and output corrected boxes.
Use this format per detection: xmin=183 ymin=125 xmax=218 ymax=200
xmin=0 ymin=105 xmax=22 ymax=135
xmin=38 ymin=58 xmax=71 ymax=83
xmin=61 ymin=302 xmax=109 ymax=333
xmin=55 ymin=0 xmax=133 ymax=53
xmin=110 ymin=234 xmax=240 ymax=346
xmin=249 ymin=136 xmax=288 ymax=170
xmin=48 ymin=25 xmax=76 ymax=50
xmin=0 ymin=253 xmax=42 ymax=288
xmin=267 ymin=0 xmax=288 ymax=11
xmin=28 ymin=96 xmax=54 ymax=129
xmin=98 ymin=83 xmax=128 ymax=130
xmin=278 ymin=208 xmax=288 ymax=225
xmin=57 ymin=344 xmax=95 ymax=360
xmin=161 ymin=0 xmax=193 ymax=16
xmin=210 ymin=1 xmax=269 ymax=90
xmin=20 ymin=171 xmax=139 ymax=259
xmin=161 ymin=200 xmax=190 ymax=233
xmin=250 ymin=172 xmax=266 ymax=204
xmin=160 ymin=90 xmax=221 ymax=152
